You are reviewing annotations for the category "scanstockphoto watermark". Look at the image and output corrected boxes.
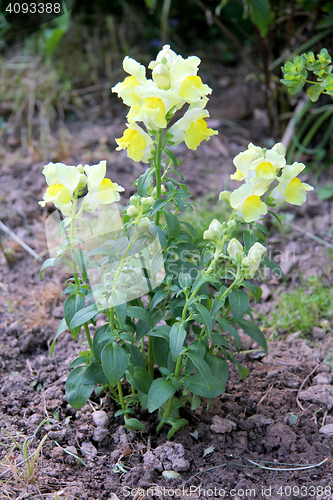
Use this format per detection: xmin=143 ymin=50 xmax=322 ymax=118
xmin=1 ymin=0 xmax=75 ymax=33
xmin=122 ymin=485 xmax=257 ymax=498
xmin=164 ymin=247 xmax=296 ymax=281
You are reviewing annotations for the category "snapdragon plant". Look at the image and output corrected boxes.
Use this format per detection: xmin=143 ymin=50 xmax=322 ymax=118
xmin=39 ymin=45 xmax=313 ymax=438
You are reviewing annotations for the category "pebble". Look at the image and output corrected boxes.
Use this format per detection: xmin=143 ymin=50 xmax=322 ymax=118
xmin=93 ymin=426 xmax=109 ymax=443
xmin=210 ymin=416 xmax=237 ymax=434
xmin=52 ymin=447 xmax=64 ymax=461
xmin=92 ymin=410 xmax=110 ymax=427
xmin=80 ymin=441 xmax=97 ymax=459
xmin=319 ymin=423 xmax=333 ymax=435
xmin=312 ymin=326 xmax=326 ymax=340
xmin=312 ymin=373 xmax=332 ymax=385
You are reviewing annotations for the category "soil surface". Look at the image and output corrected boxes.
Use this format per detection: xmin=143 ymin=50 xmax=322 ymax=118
xmin=1 ymin=62 xmax=333 ymax=500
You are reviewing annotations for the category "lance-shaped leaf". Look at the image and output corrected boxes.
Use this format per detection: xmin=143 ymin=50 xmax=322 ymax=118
xmin=148 ymin=378 xmax=176 ymax=413
xmin=65 ymin=366 xmax=95 ymax=409
xmin=101 ymin=342 xmax=129 ymax=387
xmin=64 ymin=294 xmax=85 ymax=338
xmin=169 ymin=321 xmax=186 ymax=361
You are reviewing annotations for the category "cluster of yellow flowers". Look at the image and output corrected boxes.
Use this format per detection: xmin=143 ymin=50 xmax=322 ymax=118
xmin=221 ymin=142 xmax=313 ymax=223
xmin=112 ymin=45 xmax=218 ymax=161
xmin=39 ymin=161 xmax=124 ymax=215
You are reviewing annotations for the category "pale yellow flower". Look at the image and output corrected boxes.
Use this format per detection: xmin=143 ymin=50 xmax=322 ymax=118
xmin=115 ymin=123 xmax=155 ymax=163
xmin=39 ymin=162 xmax=82 ymax=215
xmin=168 ymin=107 xmax=217 ymax=150
xmin=270 ymin=162 xmax=313 ymax=206
xmin=83 ymin=161 xmax=124 ymax=213
xmin=230 ymin=184 xmax=267 ymax=223
xmin=112 ymin=56 xmax=148 ymax=107
xmin=227 ymin=238 xmax=244 ymax=261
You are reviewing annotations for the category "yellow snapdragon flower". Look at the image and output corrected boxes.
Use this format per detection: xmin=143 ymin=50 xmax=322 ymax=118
xmin=270 ymin=162 xmax=314 ymax=206
xmin=169 ymin=107 xmax=217 ymax=150
xmin=39 ymin=162 xmax=83 ymax=215
xmin=83 ymin=160 xmax=124 ymax=213
xmin=231 ymin=143 xmax=286 ymax=187
xmin=116 ymin=123 xmax=155 ymax=163
xmin=112 ymin=56 xmax=148 ymax=106
xmin=230 ymin=184 xmax=267 ymax=223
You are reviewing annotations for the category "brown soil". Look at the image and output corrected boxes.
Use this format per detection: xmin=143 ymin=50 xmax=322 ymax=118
xmin=1 ymin=63 xmax=333 ymax=500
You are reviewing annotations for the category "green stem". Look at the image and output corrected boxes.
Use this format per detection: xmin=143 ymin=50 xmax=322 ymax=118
xmin=109 ymin=306 xmax=115 ymax=333
xmin=154 ymin=129 xmax=163 ymax=226
xmin=157 ymin=355 xmax=183 ymax=431
xmin=117 ymin=381 xmax=127 ymax=416
xmin=83 ymin=323 xmax=93 ymax=353
xmin=70 ymin=192 xmax=80 ymax=286
xmin=107 ymin=386 xmax=120 ymax=402
xmin=148 ymin=337 xmax=154 ymax=379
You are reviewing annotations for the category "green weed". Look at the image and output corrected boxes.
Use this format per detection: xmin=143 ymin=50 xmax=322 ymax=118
xmin=259 ymin=276 xmax=333 ymax=337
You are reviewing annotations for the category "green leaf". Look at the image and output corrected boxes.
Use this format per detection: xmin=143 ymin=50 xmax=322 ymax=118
xmin=153 ymin=337 xmax=169 ymax=369
xmin=125 ymin=343 xmax=146 ymax=369
xmin=167 ymin=418 xmax=189 ymax=439
xmin=39 ymin=258 xmax=56 ymax=279
xmin=180 ymin=221 xmax=197 ymax=238
xmin=247 ymin=0 xmax=272 ymax=37
xmin=229 ymin=289 xmax=250 ymax=319
xmin=237 ymin=319 xmax=268 ymax=354
xmin=194 ymin=302 xmax=213 ymax=334
xmin=169 ymin=322 xmax=186 ymax=361
xmin=262 ymin=255 xmax=286 ymax=282
xmin=50 ymin=318 xmax=68 ymax=358
xmin=163 ymin=209 xmax=180 ymax=241
xmin=149 ymin=289 xmax=169 ymax=311
xmin=101 ymin=343 xmax=129 ymax=387
xmin=210 ymin=294 xmax=225 ymax=316
xmin=188 ymin=374 xmax=225 ymax=398
xmin=204 ymin=352 xmax=229 ymax=383
xmin=178 ymin=272 xmax=192 ymax=289
xmin=82 ymin=362 xmax=109 ymax=385
xmin=210 ymin=333 xmax=232 ymax=349
xmin=307 ymin=83 xmax=325 ymax=102
xmin=148 ymin=378 xmax=176 ymax=413
xmin=149 ymin=224 xmax=167 ymax=249
xmin=148 ymin=324 xmax=171 ymax=340
xmin=64 ymin=295 xmax=85 ymax=338
xmin=124 ymin=416 xmax=146 ymax=432
xmin=187 ymin=353 xmax=212 ymax=389
xmin=115 ymin=303 xmax=127 ymax=328
xmin=92 ymin=325 xmax=112 ymax=364
xmin=218 ymin=318 xmax=241 ymax=347
xmin=137 ymin=167 xmax=154 ymax=196
xmin=65 ymin=367 xmax=95 ymax=409
xmin=126 ymin=366 xmax=153 ymax=395
xmin=127 ymin=306 xmax=154 ymax=327
xmin=243 ymin=229 xmax=258 ymax=253
xmin=70 ymin=304 xmax=98 ymax=330
xmin=150 ymin=198 xmax=168 ymax=216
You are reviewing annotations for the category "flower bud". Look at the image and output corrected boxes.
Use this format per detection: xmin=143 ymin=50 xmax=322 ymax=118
xmin=127 ymin=205 xmax=138 ymax=216
xmin=272 ymin=142 xmax=286 ymax=157
xmin=227 ymin=238 xmax=244 ymax=261
xmin=219 ymin=191 xmax=231 ymax=203
xmin=227 ymin=220 xmax=236 ymax=232
xmin=142 ymin=197 xmax=155 ymax=210
xmin=152 ymin=63 xmax=170 ymax=89
xmin=137 ymin=217 xmax=151 ymax=227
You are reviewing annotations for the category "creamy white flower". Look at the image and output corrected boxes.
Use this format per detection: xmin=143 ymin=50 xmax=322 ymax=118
xmin=83 ymin=161 xmax=124 ymax=213
xmin=227 ymin=238 xmax=244 ymax=261
xmin=39 ymin=162 xmax=82 ymax=215
xmin=242 ymin=242 xmax=266 ymax=278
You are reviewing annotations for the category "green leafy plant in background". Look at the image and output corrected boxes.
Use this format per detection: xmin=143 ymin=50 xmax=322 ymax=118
xmin=39 ymin=46 xmax=313 ymax=438
xmin=281 ymin=48 xmax=333 ymax=200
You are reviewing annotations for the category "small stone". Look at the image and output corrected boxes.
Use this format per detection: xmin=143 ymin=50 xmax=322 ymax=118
xmin=52 ymin=447 xmax=64 ymax=461
xmin=319 ymin=424 xmax=333 ymax=435
xmin=312 ymin=373 xmax=332 ymax=385
xmin=162 ymin=470 xmax=180 ymax=480
xmin=246 ymin=414 xmax=274 ymax=428
xmin=312 ymin=326 xmax=325 ymax=340
xmin=93 ymin=426 xmax=109 ymax=443
xmin=143 ymin=450 xmax=163 ymax=472
xmin=210 ymin=416 xmax=236 ymax=434
xmin=260 ymin=283 xmax=271 ymax=301
xmin=80 ymin=441 xmax=97 ymax=459
xmin=298 ymin=385 xmax=333 ymax=409
xmin=92 ymin=410 xmax=110 ymax=427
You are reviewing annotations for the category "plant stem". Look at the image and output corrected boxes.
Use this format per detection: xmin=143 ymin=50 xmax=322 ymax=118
xmin=154 ymin=129 xmax=163 ymax=226
xmin=70 ymin=192 xmax=80 ymax=286
xmin=148 ymin=337 xmax=154 ymax=379
xmin=117 ymin=381 xmax=127 ymax=416
xmin=109 ymin=306 xmax=115 ymax=332
xmin=157 ymin=355 xmax=183 ymax=431
xmin=83 ymin=323 xmax=93 ymax=353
